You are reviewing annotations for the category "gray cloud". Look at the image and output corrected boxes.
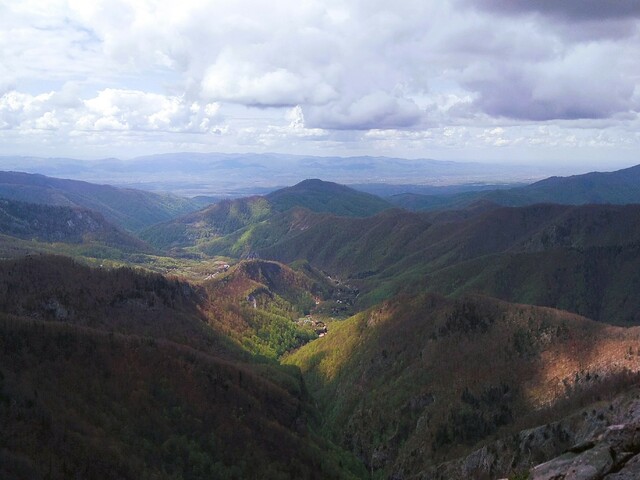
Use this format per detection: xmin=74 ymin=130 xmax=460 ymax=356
xmin=303 ymin=92 xmax=423 ymax=130
xmin=469 ymin=0 xmax=640 ymax=21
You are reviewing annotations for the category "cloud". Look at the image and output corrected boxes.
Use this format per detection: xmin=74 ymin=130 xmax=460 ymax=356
xmin=201 ymin=58 xmax=337 ymax=107
xmin=0 ymin=88 xmax=223 ymax=134
xmin=303 ymin=92 xmax=423 ymax=130
xmin=463 ymin=42 xmax=640 ymax=121
xmin=470 ymin=0 xmax=640 ymax=21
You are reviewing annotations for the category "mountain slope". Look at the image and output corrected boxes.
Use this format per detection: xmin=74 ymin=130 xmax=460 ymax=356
xmin=285 ymin=292 xmax=640 ymax=478
xmin=141 ymin=196 xmax=273 ymax=250
xmin=0 ymin=171 xmax=201 ymax=232
xmin=209 ymin=203 xmax=640 ymax=323
xmin=0 ymin=255 xmax=365 ymax=479
xmin=202 ymin=259 xmax=328 ymax=358
xmin=390 ymin=163 xmax=640 ymax=212
xmin=0 ymin=198 xmax=149 ymax=252
xmin=141 ymin=179 xmax=392 ymax=251
xmin=266 ymin=179 xmax=392 ymax=217
xmin=496 ymin=163 xmax=640 ymax=206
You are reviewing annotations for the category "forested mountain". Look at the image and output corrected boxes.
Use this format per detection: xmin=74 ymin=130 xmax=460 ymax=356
xmin=141 ymin=179 xmax=393 ymax=250
xmin=286 ymin=292 xmax=640 ymax=478
xmin=192 ymin=202 xmax=640 ymax=324
xmin=0 ymin=198 xmax=149 ymax=252
xmin=0 ymin=255 xmax=364 ymax=479
xmin=0 ymin=171 xmax=201 ymax=232
xmin=265 ymin=179 xmax=393 ymax=217
xmin=390 ymin=163 xmax=640 ymax=211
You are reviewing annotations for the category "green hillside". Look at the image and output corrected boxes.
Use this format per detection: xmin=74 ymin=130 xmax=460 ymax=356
xmin=285 ymin=293 xmax=640 ymax=478
xmin=390 ymin=163 xmax=640 ymax=211
xmin=0 ymin=198 xmax=150 ymax=252
xmin=0 ymin=171 xmax=201 ymax=232
xmin=141 ymin=196 xmax=272 ymax=250
xmin=266 ymin=179 xmax=393 ymax=217
xmin=0 ymin=255 xmax=365 ymax=480
xmin=141 ymin=179 xmax=392 ymax=251
xmin=202 ymin=259 xmax=325 ymax=359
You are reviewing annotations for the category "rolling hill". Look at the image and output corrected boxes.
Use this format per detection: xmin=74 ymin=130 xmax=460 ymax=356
xmin=0 ymin=171 xmax=202 ymax=232
xmin=265 ymin=179 xmax=392 ymax=217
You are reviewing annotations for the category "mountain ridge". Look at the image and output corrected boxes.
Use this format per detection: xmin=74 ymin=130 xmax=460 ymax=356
xmin=0 ymin=171 xmax=202 ymax=232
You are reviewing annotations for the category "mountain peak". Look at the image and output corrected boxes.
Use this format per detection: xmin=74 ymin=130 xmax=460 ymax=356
xmin=266 ymin=178 xmax=392 ymax=217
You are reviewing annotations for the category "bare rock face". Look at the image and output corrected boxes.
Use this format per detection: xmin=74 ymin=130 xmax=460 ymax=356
xmin=604 ymin=453 xmax=640 ymax=479
xmin=413 ymin=390 xmax=640 ymax=480
xmin=531 ymin=445 xmax=614 ymax=480
xmin=529 ymin=414 xmax=640 ymax=480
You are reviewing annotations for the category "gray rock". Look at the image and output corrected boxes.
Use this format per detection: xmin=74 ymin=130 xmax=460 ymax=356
xmin=604 ymin=453 xmax=640 ymax=479
xmin=531 ymin=444 xmax=614 ymax=480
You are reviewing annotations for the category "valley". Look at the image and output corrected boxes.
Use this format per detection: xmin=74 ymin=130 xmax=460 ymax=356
xmin=2 ymin=165 xmax=640 ymax=479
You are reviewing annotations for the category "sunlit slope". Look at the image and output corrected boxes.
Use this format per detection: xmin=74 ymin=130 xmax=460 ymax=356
xmin=141 ymin=196 xmax=273 ymax=250
xmin=266 ymin=179 xmax=392 ymax=217
xmin=141 ymin=179 xmax=392 ymax=251
xmin=285 ymin=292 xmax=640 ymax=478
xmin=202 ymin=259 xmax=333 ymax=358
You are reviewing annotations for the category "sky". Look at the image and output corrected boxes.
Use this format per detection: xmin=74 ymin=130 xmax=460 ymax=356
xmin=1 ymin=0 xmax=640 ymax=169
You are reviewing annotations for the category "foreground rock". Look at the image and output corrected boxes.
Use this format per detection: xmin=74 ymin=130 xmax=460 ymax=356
xmin=413 ymin=388 xmax=640 ymax=480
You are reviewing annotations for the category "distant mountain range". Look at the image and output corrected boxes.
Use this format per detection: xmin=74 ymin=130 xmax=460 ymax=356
xmin=390 ymin=163 xmax=640 ymax=211
xmin=0 ymin=153 xmax=561 ymax=195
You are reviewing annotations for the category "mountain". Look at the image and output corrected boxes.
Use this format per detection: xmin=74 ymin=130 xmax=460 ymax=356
xmin=494 ymin=163 xmax=640 ymax=206
xmin=285 ymin=292 xmax=640 ymax=478
xmin=141 ymin=179 xmax=392 ymax=251
xmin=266 ymin=179 xmax=393 ymax=217
xmin=202 ymin=202 xmax=640 ymax=323
xmin=0 ymin=255 xmax=364 ymax=479
xmin=0 ymin=171 xmax=202 ymax=232
xmin=390 ymin=163 xmax=640 ymax=212
xmin=141 ymin=196 xmax=273 ymax=250
xmin=202 ymin=259 xmax=329 ymax=358
xmin=0 ymin=198 xmax=149 ymax=252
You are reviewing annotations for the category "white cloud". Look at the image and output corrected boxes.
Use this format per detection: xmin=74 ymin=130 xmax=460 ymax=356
xmin=0 ymin=88 xmax=223 ymax=134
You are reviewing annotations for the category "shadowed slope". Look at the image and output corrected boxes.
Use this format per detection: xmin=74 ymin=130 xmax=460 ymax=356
xmin=0 ymin=171 xmax=200 ymax=232
xmin=0 ymin=198 xmax=150 ymax=252
xmin=0 ymin=255 xmax=365 ymax=479
xmin=390 ymin=163 xmax=640 ymax=212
